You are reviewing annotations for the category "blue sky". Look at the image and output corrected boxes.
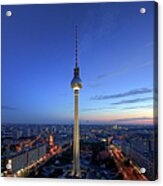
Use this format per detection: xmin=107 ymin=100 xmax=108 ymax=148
xmin=1 ymin=2 xmax=156 ymax=124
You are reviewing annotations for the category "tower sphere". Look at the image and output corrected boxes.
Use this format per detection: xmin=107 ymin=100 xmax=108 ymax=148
xmin=71 ymin=76 xmax=82 ymax=90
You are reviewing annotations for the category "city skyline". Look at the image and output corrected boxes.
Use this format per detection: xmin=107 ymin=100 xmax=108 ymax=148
xmin=2 ymin=2 xmax=155 ymax=124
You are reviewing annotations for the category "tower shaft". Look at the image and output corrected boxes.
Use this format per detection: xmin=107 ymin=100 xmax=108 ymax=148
xmin=73 ymin=89 xmax=80 ymax=177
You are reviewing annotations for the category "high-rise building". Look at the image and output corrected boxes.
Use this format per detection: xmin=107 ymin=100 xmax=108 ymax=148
xmin=49 ymin=134 xmax=54 ymax=146
xmin=71 ymin=26 xmax=82 ymax=177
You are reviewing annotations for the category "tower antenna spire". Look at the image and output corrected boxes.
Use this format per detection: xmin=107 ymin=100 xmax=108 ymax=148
xmin=75 ymin=25 xmax=78 ymax=67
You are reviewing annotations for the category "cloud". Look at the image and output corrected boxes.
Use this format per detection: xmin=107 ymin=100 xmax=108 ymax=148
xmin=2 ymin=105 xmax=16 ymax=110
xmin=91 ymin=88 xmax=152 ymax=100
xmin=86 ymin=83 xmax=101 ymax=88
xmin=80 ymin=5 xmax=121 ymax=55
xmin=97 ymin=67 xmax=128 ymax=80
xmin=122 ymin=105 xmax=153 ymax=110
xmin=81 ymin=106 xmax=114 ymax=112
xmin=111 ymin=117 xmax=153 ymax=122
xmin=81 ymin=104 xmax=153 ymax=113
xmin=96 ymin=61 xmax=152 ymax=81
xmin=144 ymin=41 xmax=153 ymax=48
xmin=112 ymin=97 xmax=152 ymax=105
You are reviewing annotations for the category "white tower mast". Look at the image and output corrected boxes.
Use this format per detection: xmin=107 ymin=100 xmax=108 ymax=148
xmin=71 ymin=25 xmax=82 ymax=177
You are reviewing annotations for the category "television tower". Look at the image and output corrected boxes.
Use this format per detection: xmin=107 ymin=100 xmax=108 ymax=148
xmin=71 ymin=25 xmax=82 ymax=177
